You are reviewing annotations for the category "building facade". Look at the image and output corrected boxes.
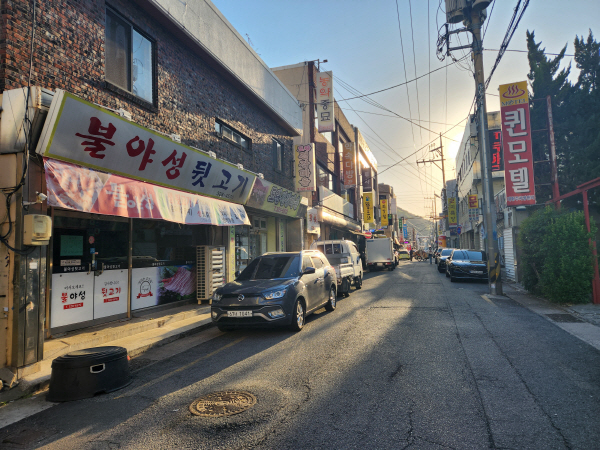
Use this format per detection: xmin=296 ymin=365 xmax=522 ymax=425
xmin=0 ymin=0 xmax=303 ymax=376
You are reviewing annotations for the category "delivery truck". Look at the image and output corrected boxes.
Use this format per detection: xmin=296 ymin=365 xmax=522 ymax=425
xmin=366 ymin=237 xmax=396 ymax=271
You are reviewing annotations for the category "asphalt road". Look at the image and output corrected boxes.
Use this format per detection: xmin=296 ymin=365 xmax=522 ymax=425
xmin=3 ymin=261 xmax=600 ymax=449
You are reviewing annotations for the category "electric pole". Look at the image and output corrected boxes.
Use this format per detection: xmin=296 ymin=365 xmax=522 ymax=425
xmin=469 ymin=9 xmax=503 ymax=295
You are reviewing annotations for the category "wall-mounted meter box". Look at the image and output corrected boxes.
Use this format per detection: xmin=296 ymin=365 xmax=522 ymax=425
xmin=23 ymin=214 xmax=52 ymax=246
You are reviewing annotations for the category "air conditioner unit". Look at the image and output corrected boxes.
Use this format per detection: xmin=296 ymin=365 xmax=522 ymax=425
xmin=445 ymin=0 xmax=467 ymax=24
xmin=0 ymin=86 xmax=54 ymax=154
xmin=196 ymin=246 xmax=226 ymax=302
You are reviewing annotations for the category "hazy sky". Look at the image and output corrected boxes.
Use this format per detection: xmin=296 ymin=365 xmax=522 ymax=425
xmin=211 ymin=0 xmax=600 ymax=218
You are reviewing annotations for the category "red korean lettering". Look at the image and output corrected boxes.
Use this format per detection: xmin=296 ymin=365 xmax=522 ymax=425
xmin=126 ymin=136 xmax=156 ymax=171
xmin=75 ymin=117 xmax=117 ymax=159
xmin=161 ymin=150 xmax=188 ymax=180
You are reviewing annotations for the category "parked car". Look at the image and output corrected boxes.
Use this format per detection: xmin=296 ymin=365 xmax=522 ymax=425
xmin=397 ymin=249 xmax=410 ymax=261
xmin=211 ymin=251 xmax=337 ymax=332
xmin=437 ymin=248 xmax=454 ymax=272
xmin=446 ymin=250 xmax=488 ymax=282
xmin=311 ymin=239 xmax=363 ymax=296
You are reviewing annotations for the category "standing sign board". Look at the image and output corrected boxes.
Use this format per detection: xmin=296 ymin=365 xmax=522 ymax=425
xmin=380 ymin=197 xmax=388 ymax=226
xmin=363 ymin=194 xmax=374 ymax=223
xmin=447 ymin=197 xmax=458 ymax=228
xmin=294 ymin=144 xmax=316 ymax=192
xmin=36 ymin=90 xmax=256 ymax=205
xmin=342 ymin=142 xmax=356 ymax=186
xmin=499 ymin=81 xmax=536 ymax=206
xmin=316 ymin=71 xmax=335 ymax=132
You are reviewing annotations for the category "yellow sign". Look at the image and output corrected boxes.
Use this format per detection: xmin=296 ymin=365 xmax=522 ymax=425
xmin=499 ymin=81 xmax=529 ymax=107
xmin=363 ymin=194 xmax=374 ymax=223
xmin=448 ymin=197 xmax=457 ymax=227
xmin=380 ymin=198 xmax=388 ymax=226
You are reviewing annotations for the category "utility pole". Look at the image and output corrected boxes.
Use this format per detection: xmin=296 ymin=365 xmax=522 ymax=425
xmin=469 ymin=8 xmax=502 ymax=295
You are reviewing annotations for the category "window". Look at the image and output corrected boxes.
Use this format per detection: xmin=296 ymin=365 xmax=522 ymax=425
xmin=310 ymin=256 xmax=323 ymax=269
xmin=273 ymin=139 xmax=284 ymax=172
xmin=105 ymin=9 xmax=155 ymax=104
xmin=215 ymin=121 xmax=250 ymax=151
xmin=317 ymin=164 xmax=335 ymax=192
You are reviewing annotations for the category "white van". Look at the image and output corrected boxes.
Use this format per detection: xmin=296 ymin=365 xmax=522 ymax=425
xmin=310 ymin=240 xmax=363 ymax=296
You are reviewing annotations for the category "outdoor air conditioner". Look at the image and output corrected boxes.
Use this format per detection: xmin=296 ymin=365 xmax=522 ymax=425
xmin=196 ymin=246 xmax=226 ymax=302
xmin=445 ymin=0 xmax=467 ymax=24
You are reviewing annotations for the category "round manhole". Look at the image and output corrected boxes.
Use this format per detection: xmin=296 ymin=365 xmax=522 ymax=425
xmin=189 ymin=391 xmax=257 ymax=417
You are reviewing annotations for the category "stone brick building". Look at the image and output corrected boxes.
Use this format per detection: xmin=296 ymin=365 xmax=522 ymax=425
xmin=0 ymin=0 xmax=302 ymax=377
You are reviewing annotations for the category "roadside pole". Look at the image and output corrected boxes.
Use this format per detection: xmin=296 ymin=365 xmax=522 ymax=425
xmin=469 ymin=9 xmax=503 ymax=295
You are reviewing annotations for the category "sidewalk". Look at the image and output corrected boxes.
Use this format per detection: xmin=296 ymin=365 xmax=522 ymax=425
xmin=0 ymin=303 xmax=213 ymax=404
xmin=501 ymin=282 xmax=600 ymax=351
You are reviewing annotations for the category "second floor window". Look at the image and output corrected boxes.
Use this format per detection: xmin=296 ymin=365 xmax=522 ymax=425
xmin=273 ymin=139 xmax=283 ymax=172
xmin=215 ymin=121 xmax=250 ymax=151
xmin=106 ymin=9 xmax=155 ymax=104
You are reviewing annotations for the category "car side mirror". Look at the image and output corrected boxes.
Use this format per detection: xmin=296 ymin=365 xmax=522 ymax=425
xmin=235 ymin=270 xmax=241 ymax=278
xmin=302 ymin=267 xmax=316 ymax=275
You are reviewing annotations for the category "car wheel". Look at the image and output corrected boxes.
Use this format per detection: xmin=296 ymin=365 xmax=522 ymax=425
xmin=289 ymin=299 xmax=305 ymax=331
xmin=355 ymin=275 xmax=363 ymax=289
xmin=438 ymin=267 xmax=443 ymax=273
xmin=450 ymin=276 xmax=455 ymax=282
xmin=325 ymin=286 xmax=337 ymax=311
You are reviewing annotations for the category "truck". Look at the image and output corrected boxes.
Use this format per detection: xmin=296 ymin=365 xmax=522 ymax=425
xmin=311 ymin=240 xmax=363 ymax=296
xmin=366 ymin=237 xmax=396 ymax=271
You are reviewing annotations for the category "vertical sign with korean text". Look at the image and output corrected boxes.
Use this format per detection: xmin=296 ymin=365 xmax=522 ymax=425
xmin=342 ymin=142 xmax=356 ymax=186
xmin=380 ymin=197 xmax=388 ymax=226
xmin=489 ymin=129 xmax=503 ymax=172
xmin=468 ymin=194 xmax=479 ymax=222
xmin=499 ymin=81 xmax=536 ymax=206
xmin=294 ymin=143 xmax=316 ymax=192
xmin=316 ymin=71 xmax=335 ymax=132
xmin=447 ymin=197 xmax=458 ymax=227
xmin=307 ymin=208 xmax=320 ymax=235
xmin=363 ymin=194 xmax=374 ymax=224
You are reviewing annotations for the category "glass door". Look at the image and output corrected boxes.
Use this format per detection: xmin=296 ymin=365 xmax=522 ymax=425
xmin=51 ymin=214 xmax=129 ymax=330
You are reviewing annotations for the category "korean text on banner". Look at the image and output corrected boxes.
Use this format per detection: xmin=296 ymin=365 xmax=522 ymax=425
xmin=36 ymin=90 xmax=256 ymax=204
xmin=307 ymin=208 xmax=320 ymax=235
xmin=316 ymin=71 xmax=335 ymax=132
xmin=380 ymin=198 xmax=388 ymax=226
xmin=363 ymin=194 xmax=374 ymax=224
xmin=294 ymin=143 xmax=316 ymax=192
xmin=447 ymin=197 xmax=458 ymax=227
xmin=489 ymin=129 xmax=503 ymax=172
xmin=245 ymin=178 xmax=303 ymax=218
xmin=468 ymin=195 xmax=478 ymax=208
xmin=499 ymin=81 xmax=536 ymax=206
xmin=342 ymin=142 xmax=356 ymax=186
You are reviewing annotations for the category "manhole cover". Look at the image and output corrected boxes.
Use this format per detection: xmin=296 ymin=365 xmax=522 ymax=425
xmin=546 ymin=313 xmax=584 ymax=323
xmin=189 ymin=391 xmax=257 ymax=417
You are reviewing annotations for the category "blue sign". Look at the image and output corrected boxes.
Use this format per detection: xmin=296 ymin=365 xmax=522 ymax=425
xmin=403 ymin=223 xmax=408 ymax=239
xmin=457 ymin=226 xmax=462 ymax=235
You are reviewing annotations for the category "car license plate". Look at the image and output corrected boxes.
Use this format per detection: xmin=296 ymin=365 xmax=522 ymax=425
xmin=227 ymin=310 xmax=252 ymax=318
xmin=471 ymin=270 xmax=484 ymax=274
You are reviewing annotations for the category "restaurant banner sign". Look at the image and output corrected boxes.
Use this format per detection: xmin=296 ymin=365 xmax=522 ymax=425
xmin=342 ymin=142 xmax=356 ymax=186
xmin=380 ymin=197 xmax=388 ymax=226
xmin=363 ymin=193 xmax=374 ymax=224
xmin=45 ymin=159 xmax=250 ymax=226
xmin=316 ymin=71 xmax=335 ymax=132
xmin=294 ymin=143 xmax=316 ymax=192
xmin=447 ymin=197 xmax=458 ymax=227
xmin=499 ymin=81 xmax=536 ymax=206
xmin=36 ymin=90 xmax=256 ymax=204
xmin=245 ymin=177 xmax=303 ymax=218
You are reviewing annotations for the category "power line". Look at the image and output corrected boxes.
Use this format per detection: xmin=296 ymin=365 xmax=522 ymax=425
xmin=408 ymin=0 xmax=424 ymax=144
xmin=395 ymin=0 xmax=417 ymax=147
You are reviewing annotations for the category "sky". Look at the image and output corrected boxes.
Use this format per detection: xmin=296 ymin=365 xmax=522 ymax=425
xmin=211 ymin=0 xmax=600 ymax=218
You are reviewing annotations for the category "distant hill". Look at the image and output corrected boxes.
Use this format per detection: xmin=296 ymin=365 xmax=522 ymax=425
xmin=396 ymin=206 xmax=431 ymax=236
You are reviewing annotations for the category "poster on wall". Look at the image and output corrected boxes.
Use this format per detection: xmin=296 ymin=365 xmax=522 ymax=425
xmin=342 ymin=142 xmax=355 ymax=186
xmin=294 ymin=143 xmax=316 ymax=192
xmin=316 ymin=71 xmax=335 ymax=132
xmin=93 ymin=269 xmax=128 ymax=319
xmin=499 ymin=81 xmax=536 ymax=206
xmin=36 ymin=90 xmax=256 ymax=204
xmin=50 ymin=272 xmax=94 ymax=328
xmin=363 ymin=194 xmax=374 ymax=224
xmin=131 ymin=263 xmax=196 ymax=310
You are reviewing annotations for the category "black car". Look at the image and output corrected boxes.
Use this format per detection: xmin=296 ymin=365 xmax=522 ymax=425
xmin=211 ymin=251 xmax=337 ymax=332
xmin=446 ymin=249 xmax=488 ymax=282
xmin=437 ymin=248 xmax=454 ymax=272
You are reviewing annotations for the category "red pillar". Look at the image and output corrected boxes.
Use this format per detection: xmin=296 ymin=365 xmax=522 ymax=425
xmin=582 ymin=190 xmax=600 ymax=304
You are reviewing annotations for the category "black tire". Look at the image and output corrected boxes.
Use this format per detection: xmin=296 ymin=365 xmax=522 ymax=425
xmin=289 ymin=299 xmax=305 ymax=331
xmin=325 ymin=286 xmax=337 ymax=311
xmin=355 ymin=275 xmax=363 ymax=289
xmin=450 ymin=276 xmax=455 ymax=282
xmin=391 ymin=264 xmax=396 ymax=271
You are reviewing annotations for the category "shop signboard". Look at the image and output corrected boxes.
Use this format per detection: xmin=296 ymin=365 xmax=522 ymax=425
xmin=50 ymin=272 xmax=94 ymax=328
xmin=468 ymin=194 xmax=479 ymax=222
xmin=36 ymin=90 xmax=256 ymax=204
xmin=342 ymin=142 xmax=355 ymax=186
xmin=45 ymin=159 xmax=250 ymax=226
xmin=447 ymin=197 xmax=458 ymax=227
xmin=307 ymin=208 xmax=320 ymax=235
xmin=403 ymin=223 xmax=408 ymax=239
xmin=316 ymin=71 xmax=335 ymax=132
xmin=131 ymin=263 xmax=195 ymax=310
xmin=489 ymin=129 xmax=503 ymax=172
xmin=363 ymin=193 xmax=374 ymax=223
xmin=294 ymin=143 xmax=316 ymax=192
xmin=438 ymin=236 xmax=447 ymax=248
xmin=499 ymin=81 xmax=536 ymax=206
xmin=380 ymin=197 xmax=388 ymax=226
xmin=390 ymin=198 xmax=397 ymax=214
xmin=246 ymin=178 xmax=303 ymax=218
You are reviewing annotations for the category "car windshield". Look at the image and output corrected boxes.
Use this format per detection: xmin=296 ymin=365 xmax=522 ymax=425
xmin=237 ymin=255 xmax=301 ymax=280
xmin=441 ymin=249 xmax=452 ymax=256
xmin=453 ymin=251 xmax=486 ymax=261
